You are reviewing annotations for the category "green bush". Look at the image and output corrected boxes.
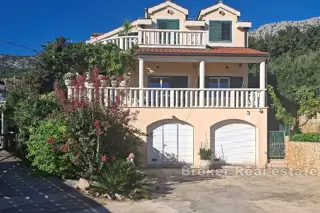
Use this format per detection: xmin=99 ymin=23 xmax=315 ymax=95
xmin=26 ymin=117 xmax=77 ymax=178
xmin=291 ymin=133 xmax=320 ymax=142
xmin=6 ymin=90 xmax=59 ymax=158
xmin=91 ymin=161 xmax=148 ymax=199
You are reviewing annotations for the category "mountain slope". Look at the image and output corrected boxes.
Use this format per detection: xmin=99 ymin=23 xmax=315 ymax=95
xmin=249 ymin=17 xmax=320 ymax=38
xmin=0 ymin=54 xmax=36 ymax=78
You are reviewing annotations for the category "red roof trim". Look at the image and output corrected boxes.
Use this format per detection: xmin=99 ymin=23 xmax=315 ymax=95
xmin=137 ymin=47 xmax=269 ymax=57
xmin=91 ymin=33 xmax=103 ymax=38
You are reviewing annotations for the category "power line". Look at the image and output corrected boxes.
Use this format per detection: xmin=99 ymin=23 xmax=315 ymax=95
xmin=0 ymin=40 xmax=38 ymax=53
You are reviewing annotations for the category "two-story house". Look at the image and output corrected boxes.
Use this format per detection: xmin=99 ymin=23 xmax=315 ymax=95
xmin=80 ymin=0 xmax=269 ymax=168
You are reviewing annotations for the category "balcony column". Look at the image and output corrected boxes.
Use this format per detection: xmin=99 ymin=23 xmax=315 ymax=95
xmin=199 ymin=61 xmax=205 ymax=107
xmin=139 ymin=58 xmax=145 ymax=107
xmin=259 ymin=61 xmax=266 ymax=107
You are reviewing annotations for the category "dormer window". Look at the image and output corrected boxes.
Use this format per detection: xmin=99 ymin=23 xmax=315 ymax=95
xmin=209 ymin=21 xmax=232 ymax=42
xmin=157 ymin=19 xmax=180 ymax=30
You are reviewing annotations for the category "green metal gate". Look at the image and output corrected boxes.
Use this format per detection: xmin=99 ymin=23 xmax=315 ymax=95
xmin=268 ymin=131 xmax=285 ymax=159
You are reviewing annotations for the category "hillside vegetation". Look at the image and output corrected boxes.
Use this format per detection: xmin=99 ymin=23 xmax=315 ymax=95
xmin=249 ymin=24 xmax=320 ymax=128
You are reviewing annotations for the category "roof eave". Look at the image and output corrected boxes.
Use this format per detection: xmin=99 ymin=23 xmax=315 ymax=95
xmin=137 ymin=52 xmax=270 ymax=57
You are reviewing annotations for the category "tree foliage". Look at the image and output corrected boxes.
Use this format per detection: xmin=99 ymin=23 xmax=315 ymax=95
xmin=34 ymin=37 xmax=136 ymax=92
xmin=249 ymin=25 xmax=320 ymax=129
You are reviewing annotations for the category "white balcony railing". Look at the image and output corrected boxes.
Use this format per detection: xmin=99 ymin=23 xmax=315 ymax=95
xmin=102 ymin=36 xmax=138 ymax=50
xmin=67 ymin=87 xmax=266 ymax=108
xmin=99 ymin=29 xmax=207 ymax=50
xmin=138 ymin=29 xmax=206 ymax=47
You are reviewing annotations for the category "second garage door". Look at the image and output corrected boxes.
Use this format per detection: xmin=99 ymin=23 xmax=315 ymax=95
xmin=214 ymin=123 xmax=256 ymax=165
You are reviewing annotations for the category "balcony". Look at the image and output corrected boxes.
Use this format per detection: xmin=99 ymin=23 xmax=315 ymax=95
xmin=67 ymin=87 xmax=266 ymax=108
xmin=101 ymin=29 xmax=207 ymax=50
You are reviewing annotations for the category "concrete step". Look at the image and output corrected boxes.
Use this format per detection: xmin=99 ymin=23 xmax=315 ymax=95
xmin=268 ymin=159 xmax=287 ymax=168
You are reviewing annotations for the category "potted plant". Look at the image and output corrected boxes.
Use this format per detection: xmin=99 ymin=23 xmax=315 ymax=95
xmin=99 ymin=75 xmax=108 ymax=87
xmin=63 ymin=72 xmax=75 ymax=86
xmin=119 ymin=76 xmax=127 ymax=87
xmin=199 ymin=145 xmax=212 ymax=170
xmin=110 ymin=76 xmax=118 ymax=87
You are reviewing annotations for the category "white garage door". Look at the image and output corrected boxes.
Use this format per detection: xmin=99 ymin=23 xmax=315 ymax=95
xmin=148 ymin=123 xmax=193 ymax=165
xmin=214 ymin=123 xmax=256 ymax=165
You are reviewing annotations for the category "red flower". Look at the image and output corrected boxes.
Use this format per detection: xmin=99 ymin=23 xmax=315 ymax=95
xmin=101 ymin=75 xmax=108 ymax=80
xmin=94 ymin=120 xmax=101 ymax=128
xmin=45 ymin=137 xmax=55 ymax=144
xmin=96 ymin=129 xmax=104 ymax=135
xmin=105 ymin=121 xmax=111 ymax=128
xmin=119 ymin=76 xmax=124 ymax=81
xmin=101 ymin=155 xmax=107 ymax=162
xmin=52 ymin=146 xmax=58 ymax=151
xmin=93 ymin=67 xmax=100 ymax=75
xmin=115 ymin=96 xmax=120 ymax=104
xmin=60 ymin=144 xmax=68 ymax=153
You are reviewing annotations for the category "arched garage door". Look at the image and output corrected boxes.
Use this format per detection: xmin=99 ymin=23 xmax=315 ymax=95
xmin=147 ymin=122 xmax=193 ymax=165
xmin=214 ymin=122 xmax=256 ymax=165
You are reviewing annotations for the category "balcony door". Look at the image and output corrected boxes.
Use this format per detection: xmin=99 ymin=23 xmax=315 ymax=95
xmin=207 ymin=77 xmax=230 ymax=89
xmin=148 ymin=76 xmax=188 ymax=106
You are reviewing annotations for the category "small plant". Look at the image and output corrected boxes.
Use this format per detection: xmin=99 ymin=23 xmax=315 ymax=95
xmin=90 ymin=160 xmax=149 ymax=199
xmin=199 ymin=147 xmax=212 ymax=160
xmin=63 ymin=72 xmax=76 ymax=80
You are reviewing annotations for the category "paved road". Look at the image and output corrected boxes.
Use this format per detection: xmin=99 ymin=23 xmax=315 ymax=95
xmin=0 ymin=151 xmax=110 ymax=213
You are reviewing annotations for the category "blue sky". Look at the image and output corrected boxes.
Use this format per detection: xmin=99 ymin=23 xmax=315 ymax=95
xmin=1 ymin=0 xmax=319 ymax=55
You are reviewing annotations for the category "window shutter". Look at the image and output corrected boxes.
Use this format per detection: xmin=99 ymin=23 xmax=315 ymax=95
xmin=157 ymin=20 xmax=168 ymax=29
xmin=168 ymin=20 xmax=179 ymax=30
xmin=230 ymin=77 xmax=244 ymax=88
xmin=221 ymin=21 xmax=232 ymax=41
xmin=209 ymin=21 xmax=222 ymax=42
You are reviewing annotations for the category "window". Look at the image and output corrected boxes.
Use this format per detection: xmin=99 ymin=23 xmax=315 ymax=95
xmin=208 ymin=77 xmax=230 ymax=88
xmin=148 ymin=77 xmax=170 ymax=88
xmin=209 ymin=21 xmax=232 ymax=42
xmin=157 ymin=19 xmax=180 ymax=44
xmin=157 ymin=19 xmax=180 ymax=30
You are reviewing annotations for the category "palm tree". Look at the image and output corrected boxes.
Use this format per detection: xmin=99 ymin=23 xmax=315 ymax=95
xmin=119 ymin=19 xmax=134 ymax=36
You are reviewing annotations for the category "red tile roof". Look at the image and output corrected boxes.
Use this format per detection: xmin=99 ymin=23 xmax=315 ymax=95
xmin=137 ymin=47 xmax=269 ymax=56
xmin=91 ymin=33 xmax=103 ymax=38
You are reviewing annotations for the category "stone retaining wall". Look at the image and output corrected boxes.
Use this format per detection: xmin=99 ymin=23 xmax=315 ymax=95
xmin=285 ymin=141 xmax=320 ymax=176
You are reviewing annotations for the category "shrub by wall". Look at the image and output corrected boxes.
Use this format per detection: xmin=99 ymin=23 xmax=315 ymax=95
xmin=290 ymin=133 xmax=320 ymax=142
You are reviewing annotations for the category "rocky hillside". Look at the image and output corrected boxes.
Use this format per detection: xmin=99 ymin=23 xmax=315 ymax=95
xmin=0 ymin=54 xmax=36 ymax=78
xmin=249 ymin=17 xmax=320 ymax=38
xmin=0 ymin=54 xmax=36 ymax=70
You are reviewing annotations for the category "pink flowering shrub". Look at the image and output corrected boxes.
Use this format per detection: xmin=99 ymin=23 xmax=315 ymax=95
xmin=53 ymin=73 xmax=145 ymax=178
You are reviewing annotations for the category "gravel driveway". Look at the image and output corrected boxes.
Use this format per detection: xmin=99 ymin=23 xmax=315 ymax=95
xmin=2 ymin=150 xmax=320 ymax=213
xmin=104 ymin=169 xmax=320 ymax=213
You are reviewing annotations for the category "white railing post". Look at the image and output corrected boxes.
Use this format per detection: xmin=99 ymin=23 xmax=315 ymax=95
xmin=202 ymin=32 xmax=207 ymax=46
xmin=67 ymin=86 xmax=73 ymax=100
xmin=139 ymin=58 xmax=144 ymax=107
xmin=138 ymin=30 xmax=142 ymax=45
xmin=170 ymin=90 xmax=174 ymax=107
xmin=170 ymin=32 xmax=174 ymax=45
xmin=119 ymin=37 xmax=124 ymax=50
xmin=199 ymin=61 xmax=205 ymax=107
xmin=259 ymin=62 xmax=266 ymax=107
